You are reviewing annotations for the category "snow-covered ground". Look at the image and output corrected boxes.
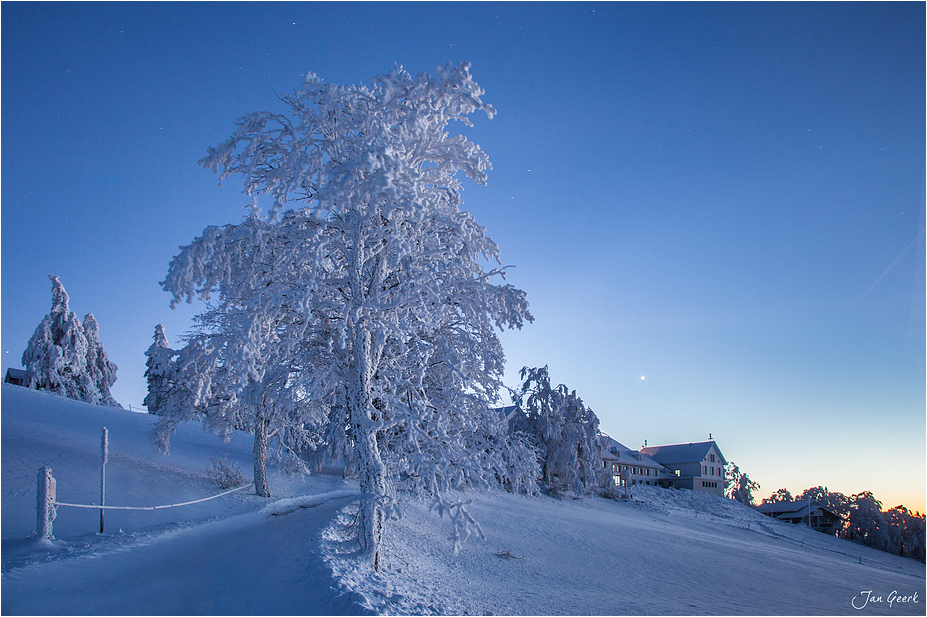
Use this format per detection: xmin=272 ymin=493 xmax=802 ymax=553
xmin=3 ymin=384 xmax=925 ymax=615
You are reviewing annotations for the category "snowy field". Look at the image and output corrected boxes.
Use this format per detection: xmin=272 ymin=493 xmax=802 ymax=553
xmin=3 ymin=384 xmax=924 ymax=615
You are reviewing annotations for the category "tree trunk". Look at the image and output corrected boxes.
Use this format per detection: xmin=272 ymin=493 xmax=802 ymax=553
xmin=253 ymin=417 xmax=271 ymax=497
xmin=348 ymin=329 xmax=388 ymax=568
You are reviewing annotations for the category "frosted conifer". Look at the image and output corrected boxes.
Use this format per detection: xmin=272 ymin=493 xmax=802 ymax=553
xmin=22 ymin=276 xmax=121 ymax=407
xmin=83 ymin=313 xmax=120 ymax=407
xmin=144 ymin=324 xmax=176 ymax=415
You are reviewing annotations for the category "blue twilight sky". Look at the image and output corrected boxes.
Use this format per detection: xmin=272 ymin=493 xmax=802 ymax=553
xmin=3 ymin=2 xmax=924 ymax=511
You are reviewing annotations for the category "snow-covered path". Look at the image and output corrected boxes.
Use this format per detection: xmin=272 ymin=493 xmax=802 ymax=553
xmin=1 ymin=385 xmax=370 ymax=615
xmin=3 ymin=493 xmax=366 ymax=615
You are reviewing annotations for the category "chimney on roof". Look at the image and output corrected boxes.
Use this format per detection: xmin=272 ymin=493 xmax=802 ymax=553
xmin=709 ymin=433 xmax=712 ymax=440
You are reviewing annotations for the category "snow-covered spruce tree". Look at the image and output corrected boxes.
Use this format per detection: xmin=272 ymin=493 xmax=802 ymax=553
xmin=724 ymin=461 xmax=759 ymax=505
xmin=82 ymin=313 xmax=120 ymax=407
xmin=169 ymin=63 xmax=535 ymax=566
xmin=22 ymin=275 xmax=121 ymax=407
xmin=143 ymin=324 xmax=176 ymax=415
xmin=509 ymin=366 xmax=600 ymax=495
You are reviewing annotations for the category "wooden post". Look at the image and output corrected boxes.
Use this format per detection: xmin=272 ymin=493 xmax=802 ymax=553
xmin=36 ymin=466 xmax=56 ymax=540
xmin=100 ymin=427 xmax=108 ymax=534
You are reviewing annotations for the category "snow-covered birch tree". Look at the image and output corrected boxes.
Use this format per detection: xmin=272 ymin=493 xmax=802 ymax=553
xmin=164 ymin=63 xmax=535 ymax=565
xmin=152 ymin=218 xmax=324 ymax=497
xmin=22 ymin=276 xmax=121 ymax=407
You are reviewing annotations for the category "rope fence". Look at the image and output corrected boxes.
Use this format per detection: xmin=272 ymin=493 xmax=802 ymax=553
xmin=35 ymin=425 xmax=256 ymax=539
xmin=54 ymin=482 xmax=255 ymax=511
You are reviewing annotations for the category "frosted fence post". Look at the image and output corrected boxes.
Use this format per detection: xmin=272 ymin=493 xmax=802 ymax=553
xmin=36 ymin=466 xmax=56 ymax=540
xmin=100 ymin=427 xmax=108 ymax=534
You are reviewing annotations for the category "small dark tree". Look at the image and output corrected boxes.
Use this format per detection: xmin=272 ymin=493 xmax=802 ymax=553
xmin=761 ymin=488 xmax=793 ymax=505
xmin=884 ymin=506 xmax=926 ymax=562
xmin=845 ymin=491 xmax=891 ymax=552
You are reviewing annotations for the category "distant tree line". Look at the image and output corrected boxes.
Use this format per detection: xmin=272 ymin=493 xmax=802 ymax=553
xmin=760 ymin=486 xmax=925 ymax=563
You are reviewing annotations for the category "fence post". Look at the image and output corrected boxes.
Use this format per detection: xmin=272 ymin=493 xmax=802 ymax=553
xmin=36 ymin=466 xmax=56 ymax=540
xmin=100 ymin=427 xmax=108 ymax=534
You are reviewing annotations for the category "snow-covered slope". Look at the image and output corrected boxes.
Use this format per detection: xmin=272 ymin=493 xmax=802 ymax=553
xmin=328 ymin=489 xmax=925 ymax=615
xmin=1 ymin=383 xmax=338 ymax=539
xmin=2 ymin=384 xmax=925 ymax=615
xmin=1 ymin=384 xmax=365 ymax=615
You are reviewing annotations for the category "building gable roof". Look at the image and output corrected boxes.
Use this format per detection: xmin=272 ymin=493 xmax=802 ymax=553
xmin=756 ymin=500 xmax=841 ymax=520
xmin=640 ymin=441 xmax=726 ymax=466
xmin=4 ymin=368 xmax=26 ymax=383
xmin=598 ymin=434 xmax=666 ymax=470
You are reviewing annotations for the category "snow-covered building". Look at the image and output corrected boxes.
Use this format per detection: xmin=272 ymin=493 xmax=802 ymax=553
xmin=597 ymin=435 xmax=668 ymax=488
xmin=4 ymin=368 xmax=25 ymax=386
xmin=640 ymin=441 xmax=727 ymax=497
xmin=756 ymin=500 xmax=843 ymax=535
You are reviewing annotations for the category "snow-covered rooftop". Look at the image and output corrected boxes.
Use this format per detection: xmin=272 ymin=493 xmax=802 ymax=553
xmin=641 ymin=440 xmax=727 ymax=466
xmin=756 ymin=500 xmax=842 ymax=520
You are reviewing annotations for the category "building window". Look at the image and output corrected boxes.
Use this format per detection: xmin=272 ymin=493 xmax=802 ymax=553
xmin=710 ymin=454 xmax=715 ymax=462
